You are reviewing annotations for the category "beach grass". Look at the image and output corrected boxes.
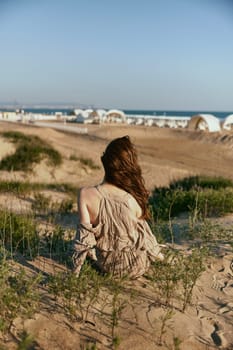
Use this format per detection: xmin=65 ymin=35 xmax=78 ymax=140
xmin=0 ymin=180 xmax=77 ymax=197
xmin=0 ymin=131 xmax=62 ymax=171
xmin=150 ymin=175 xmax=233 ymax=221
xmin=69 ymin=153 xmax=100 ymax=169
xmin=0 ymin=175 xmax=232 ymax=348
xmin=0 ymin=251 xmax=42 ymax=334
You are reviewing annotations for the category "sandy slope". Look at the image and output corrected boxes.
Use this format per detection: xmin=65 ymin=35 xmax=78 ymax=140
xmin=5 ymin=248 xmax=233 ymax=350
xmin=1 ymin=121 xmax=233 ymax=190
xmin=0 ymin=121 xmax=233 ymax=350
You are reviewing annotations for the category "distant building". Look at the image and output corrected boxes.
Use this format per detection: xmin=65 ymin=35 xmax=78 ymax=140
xmin=0 ymin=111 xmax=21 ymax=121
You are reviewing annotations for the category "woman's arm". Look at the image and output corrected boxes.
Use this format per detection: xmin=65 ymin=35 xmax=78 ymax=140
xmin=78 ymin=188 xmax=91 ymax=224
xmin=73 ymin=188 xmax=97 ymax=276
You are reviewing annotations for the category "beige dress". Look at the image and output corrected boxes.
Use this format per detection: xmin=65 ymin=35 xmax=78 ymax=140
xmin=73 ymin=185 xmax=161 ymax=278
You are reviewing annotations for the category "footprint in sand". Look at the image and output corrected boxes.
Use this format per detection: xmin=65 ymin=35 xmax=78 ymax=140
xmin=200 ymin=318 xmax=227 ymax=349
xmin=219 ymin=302 xmax=233 ymax=315
xmin=221 ymin=255 xmax=233 ymax=277
xmin=211 ymin=274 xmax=228 ymax=291
xmin=211 ymin=255 xmax=233 ymax=294
xmin=210 ymin=322 xmax=224 ymax=347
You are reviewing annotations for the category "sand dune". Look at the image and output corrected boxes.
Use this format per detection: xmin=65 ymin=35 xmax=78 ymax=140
xmin=0 ymin=121 xmax=233 ymax=350
xmin=1 ymin=121 xmax=233 ymax=190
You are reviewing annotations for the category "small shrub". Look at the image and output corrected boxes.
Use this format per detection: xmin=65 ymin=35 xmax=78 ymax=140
xmin=187 ymin=219 xmax=233 ymax=249
xmin=0 ymin=210 xmax=39 ymax=258
xmin=158 ymin=309 xmax=174 ymax=345
xmin=0 ymin=180 xmax=77 ymax=198
xmin=104 ymin=276 xmax=128 ymax=350
xmin=57 ymin=198 xmax=73 ymax=214
xmin=69 ymin=153 xmax=100 ymax=169
xmin=0 ymin=181 xmax=33 ymax=195
xmin=69 ymin=154 xmax=79 ymax=161
xmin=45 ymin=182 xmax=77 ymax=195
xmin=32 ymin=190 xmax=74 ymax=216
xmin=0 ymin=257 xmax=41 ymax=334
xmin=146 ymin=247 xmax=207 ymax=311
xmin=0 ymin=131 xmax=62 ymax=171
xmin=169 ymin=175 xmax=233 ymax=191
xmin=85 ymin=344 xmax=98 ymax=350
xmin=17 ymin=331 xmax=35 ymax=350
xmin=179 ymin=247 xmax=208 ymax=311
xmin=78 ymin=157 xmax=100 ymax=169
xmin=150 ymin=176 xmax=233 ymax=221
xmin=147 ymin=252 xmax=182 ymax=306
xmin=1 ymin=131 xmax=29 ymax=143
xmin=43 ymin=225 xmax=73 ymax=264
xmin=150 ymin=220 xmax=172 ymax=244
xmin=48 ymin=262 xmax=104 ymax=322
xmin=32 ymin=192 xmax=52 ymax=215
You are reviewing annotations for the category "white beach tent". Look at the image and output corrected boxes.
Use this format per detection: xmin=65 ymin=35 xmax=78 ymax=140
xmin=222 ymin=114 xmax=233 ymax=131
xmin=73 ymin=109 xmax=93 ymax=123
xmin=126 ymin=117 xmax=135 ymax=125
xmin=96 ymin=109 xmax=107 ymax=117
xmin=89 ymin=109 xmax=107 ymax=123
xmin=188 ymin=114 xmax=221 ymax=132
xmin=82 ymin=109 xmax=93 ymax=118
xmin=73 ymin=109 xmax=84 ymax=116
xmin=145 ymin=118 xmax=154 ymax=126
xmin=105 ymin=109 xmax=126 ymax=123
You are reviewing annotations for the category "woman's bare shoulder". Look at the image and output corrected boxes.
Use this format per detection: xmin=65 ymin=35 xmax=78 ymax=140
xmin=78 ymin=186 xmax=101 ymax=201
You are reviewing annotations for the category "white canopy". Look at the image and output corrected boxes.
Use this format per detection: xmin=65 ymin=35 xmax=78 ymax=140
xmin=188 ymin=114 xmax=221 ymax=132
xmin=222 ymin=114 xmax=233 ymax=130
xmin=105 ymin=109 xmax=126 ymax=120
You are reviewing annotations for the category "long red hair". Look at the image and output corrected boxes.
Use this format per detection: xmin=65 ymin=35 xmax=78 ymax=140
xmin=101 ymin=136 xmax=150 ymax=220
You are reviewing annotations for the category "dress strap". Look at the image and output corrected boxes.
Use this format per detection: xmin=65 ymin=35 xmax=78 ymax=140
xmin=95 ymin=184 xmax=130 ymax=203
xmin=95 ymin=185 xmax=105 ymax=197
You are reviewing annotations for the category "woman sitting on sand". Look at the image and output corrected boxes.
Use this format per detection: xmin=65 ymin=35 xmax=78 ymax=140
xmin=73 ymin=135 xmax=164 ymax=278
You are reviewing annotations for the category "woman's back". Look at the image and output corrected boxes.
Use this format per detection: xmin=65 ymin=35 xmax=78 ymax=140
xmin=74 ymin=183 xmax=162 ymax=278
xmin=73 ymin=136 xmax=163 ymax=278
xmin=94 ymin=184 xmax=142 ymax=249
xmin=78 ymin=183 xmax=142 ymax=227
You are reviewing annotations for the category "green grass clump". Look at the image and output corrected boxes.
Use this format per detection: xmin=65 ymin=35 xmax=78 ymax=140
xmin=0 ymin=180 xmax=77 ymax=198
xmin=49 ymin=264 xmax=129 ymax=349
xmin=31 ymin=192 xmax=74 ymax=219
xmin=0 ymin=210 xmax=39 ymax=258
xmin=146 ymin=247 xmax=207 ymax=311
xmin=1 ymin=131 xmax=29 ymax=143
xmin=187 ymin=219 xmax=233 ymax=244
xmin=0 ymin=181 xmax=33 ymax=195
xmin=48 ymin=262 xmax=104 ymax=322
xmin=0 ymin=131 xmax=62 ymax=171
xmin=16 ymin=331 xmax=36 ymax=350
xmin=0 ymin=254 xmax=41 ymax=333
xmin=70 ymin=154 xmax=100 ymax=170
xmin=169 ymin=175 xmax=233 ymax=191
xmin=69 ymin=154 xmax=79 ymax=161
xmin=44 ymin=182 xmax=77 ymax=196
xmin=42 ymin=225 xmax=74 ymax=265
xmin=150 ymin=176 xmax=233 ymax=220
xmin=79 ymin=157 xmax=99 ymax=169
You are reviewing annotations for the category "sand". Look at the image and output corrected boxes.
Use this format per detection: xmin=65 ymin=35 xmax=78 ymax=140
xmin=0 ymin=121 xmax=233 ymax=350
xmin=1 ymin=121 xmax=233 ymax=190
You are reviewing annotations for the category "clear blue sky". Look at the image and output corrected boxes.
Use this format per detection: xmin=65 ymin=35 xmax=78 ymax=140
xmin=0 ymin=0 xmax=233 ymax=110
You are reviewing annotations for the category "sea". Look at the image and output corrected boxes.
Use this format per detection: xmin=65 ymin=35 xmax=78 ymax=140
xmin=1 ymin=108 xmax=232 ymax=120
xmin=123 ymin=110 xmax=232 ymax=120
